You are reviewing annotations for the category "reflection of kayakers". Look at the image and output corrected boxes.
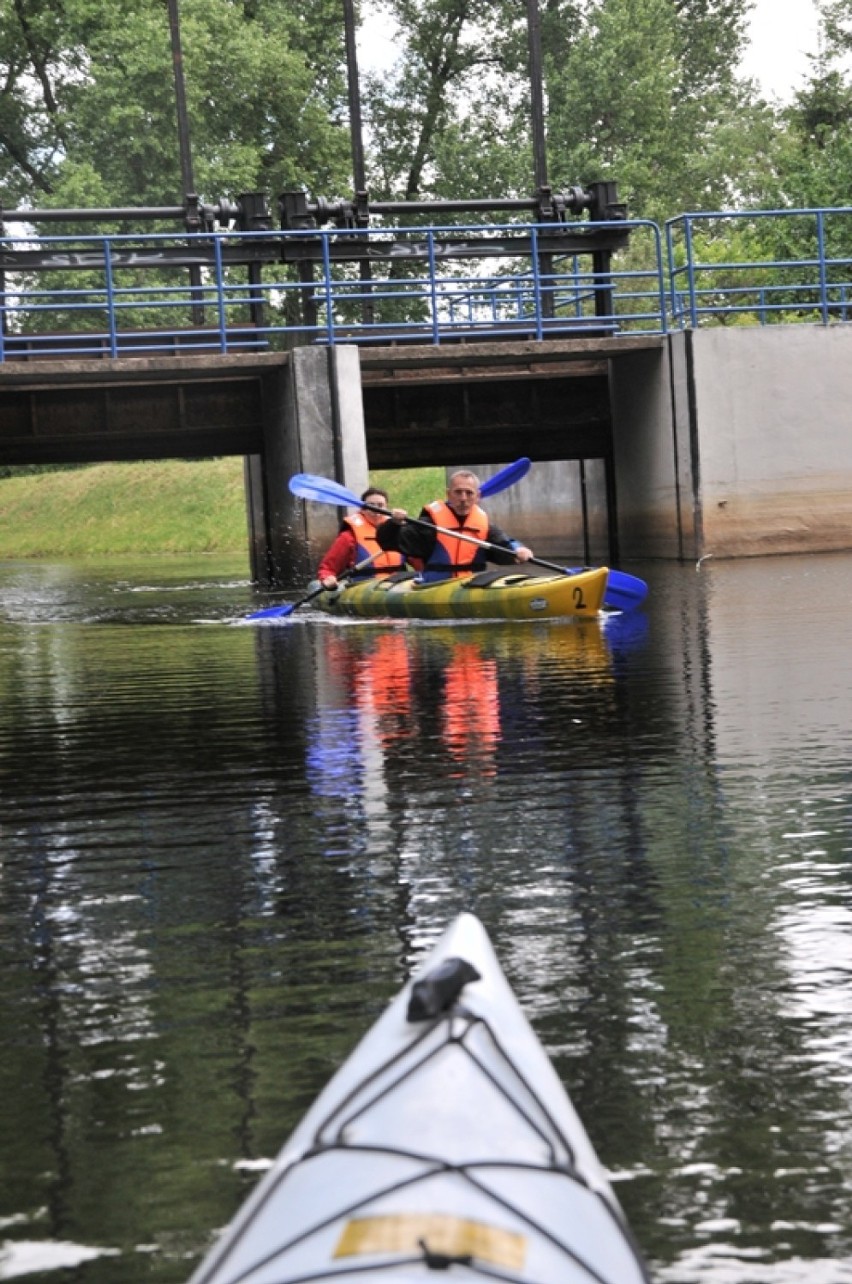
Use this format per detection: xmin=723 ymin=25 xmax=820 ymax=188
xmin=442 ymin=642 xmax=501 ymax=777
xmin=317 ymin=487 xmax=406 ymax=590
xmin=305 ymin=632 xmax=414 ymax=798
xmin=377 ymin=469 xmax=534 ymax=583
xmin=353 ymin=632 xmax=414 ymax=745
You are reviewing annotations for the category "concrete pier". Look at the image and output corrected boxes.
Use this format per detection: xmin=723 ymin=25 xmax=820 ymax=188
xmin=671 ymin=327 xmax=852 ymax=559
xmin=605 ymin=325 xmax=852 ymax=563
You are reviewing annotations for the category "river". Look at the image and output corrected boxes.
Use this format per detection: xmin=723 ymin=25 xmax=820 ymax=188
xmin=1 ymin=553 xmax=851 ymax=1283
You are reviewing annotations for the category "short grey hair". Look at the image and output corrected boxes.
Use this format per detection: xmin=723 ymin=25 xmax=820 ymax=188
xmin=448 ymin=469 xmax=481 ymax=489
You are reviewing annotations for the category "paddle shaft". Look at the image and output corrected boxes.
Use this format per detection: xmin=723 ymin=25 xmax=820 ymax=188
xmin=363 ymin=502 xmax=646 ymax=610
xmin=360 ymin=503 xmax=646 ymax=607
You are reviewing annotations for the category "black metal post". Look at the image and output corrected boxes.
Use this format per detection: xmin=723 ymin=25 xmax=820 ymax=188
xmin=341 ymin=0 xmax=374 ymax=325
xmin=166 ymin=0 xmax=204 ymax=324
xmin=342 ymin=0 xmax=366 ymax=191
xmin=579 ymin=459 xmax=591 ymax=564
xmin=167 ymin=0 xmax=195 ymax=195
xmin=526 ymin=0 xmax=548 ymax=191
xmin=525 ymin=0 xmax=554 ymax=319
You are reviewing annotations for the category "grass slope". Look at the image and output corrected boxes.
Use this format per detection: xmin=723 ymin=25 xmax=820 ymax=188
xmin=0 ymin=461 xmax=445 ymax=558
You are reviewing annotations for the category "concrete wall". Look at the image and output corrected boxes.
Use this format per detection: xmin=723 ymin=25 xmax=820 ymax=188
xmin=675 ymin=326 xmax=852 ymax=559
xmin=609 ymin=345 xmax=692 ymax=561
xmin=473 ymin=459 xmax=611 ymax=563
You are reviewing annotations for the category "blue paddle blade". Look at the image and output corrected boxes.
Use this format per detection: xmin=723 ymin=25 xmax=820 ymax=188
xmin=480 ymin=457 xmax=531 ymax=496
xmin=288 ymin=474 xmax=362 ymax=506
xmin=604 ymin=570 xmax=648 ymax=611
xmin=245 ymin=601 xmax=298 ymax=620
xmin=566 ymin=567 xmax=648 ymax=613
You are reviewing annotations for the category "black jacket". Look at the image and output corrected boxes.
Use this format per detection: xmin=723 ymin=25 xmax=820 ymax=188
xmin=376 ymin=505 xmax=520 ymax=572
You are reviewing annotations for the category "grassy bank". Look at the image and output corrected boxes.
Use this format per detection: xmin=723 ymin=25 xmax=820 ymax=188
xmin=0 ymin=460 xmax=444 ymax=559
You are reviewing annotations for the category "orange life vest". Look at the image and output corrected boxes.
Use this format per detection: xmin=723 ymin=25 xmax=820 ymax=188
xmin=343 ymin=512 xmax=406 ymax=577
xmin=423 ymin=501 xmax=490 ymax=580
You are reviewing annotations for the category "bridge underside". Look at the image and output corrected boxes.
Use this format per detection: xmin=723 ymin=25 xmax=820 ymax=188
xmin=0 ymin=359 xmax=268 ymax=465
xmin=360 ymin=344 xmax=613 ymax=466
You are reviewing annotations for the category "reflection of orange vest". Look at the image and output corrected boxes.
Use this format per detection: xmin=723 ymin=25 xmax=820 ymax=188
xmin=354 ymin=633 xmax=412 ymax=730
xmin=343 ymin=512 xmax=405 ymax=577
xmin=424 ymin=501 xmax=489 ymax=579
xmin=442 ymin=643 xmax=500 ymax=775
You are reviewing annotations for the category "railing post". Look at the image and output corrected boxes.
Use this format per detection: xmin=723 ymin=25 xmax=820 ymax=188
xmin=321 ymin=231 xmax=335 ymax=345
xmin=816 ymin=209 xmax=829 ymax=325
xmin=103 ymin=236 xmax=118 ymax=358
xmin=649 ymin=221 xmax=667 ymax=334
xmin=428 ymin=231 xmax=440 ymax=344
xmin=214 ymin=235 xmax=228 ymax=352
xmin=530 ymin=227 xmax=544 ymax=340
xmin=684 ymin=217 xmax=698 ymax=329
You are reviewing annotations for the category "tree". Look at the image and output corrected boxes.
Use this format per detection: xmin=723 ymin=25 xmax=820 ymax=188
xmin=0 ymin=0 xmax=354 ymax=214
xmin=362 ymin=0 xmax=536 ymax=205
xmin=543 ymin=0 xmax=771 ymax=222
xmin=359 ymin=0 xmax=777 ymax=226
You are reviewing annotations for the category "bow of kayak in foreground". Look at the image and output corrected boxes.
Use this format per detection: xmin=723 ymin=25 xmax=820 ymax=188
xmin=188 ymin=912 xmax=650 ymax=1284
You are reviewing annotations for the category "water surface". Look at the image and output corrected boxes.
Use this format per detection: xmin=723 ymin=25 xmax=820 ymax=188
xmin=1 ymin=553 xmax=852 ymax=1283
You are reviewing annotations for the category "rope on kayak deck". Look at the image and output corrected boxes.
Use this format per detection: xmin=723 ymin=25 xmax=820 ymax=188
xmin=266 ymin=1006 xmax=647 ymax=1283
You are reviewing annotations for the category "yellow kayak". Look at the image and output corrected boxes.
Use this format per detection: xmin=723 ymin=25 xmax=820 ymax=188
xmin=315 ymin=567 xmax=609 ymax=621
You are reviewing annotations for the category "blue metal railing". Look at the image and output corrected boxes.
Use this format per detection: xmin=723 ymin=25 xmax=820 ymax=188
xmin=0 ymin=218 xmax=664 ymax=359
xmin=665 ymin=206 xmax=852 ymax=328
xmin=1 ymin=207 xmax=850 ymax=361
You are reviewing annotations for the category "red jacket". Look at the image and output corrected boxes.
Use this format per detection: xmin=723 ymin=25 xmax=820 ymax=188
xmin=318 ymin=514 xmax=405 ymax=580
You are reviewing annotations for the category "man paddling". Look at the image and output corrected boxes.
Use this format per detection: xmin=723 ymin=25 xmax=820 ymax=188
xmin=377 ymin=469 xmax=534 ymax=583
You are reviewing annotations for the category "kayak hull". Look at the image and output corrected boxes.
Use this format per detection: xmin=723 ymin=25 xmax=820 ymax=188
xmin=188 ymin=913 xmax=649 ymax=1284
xmin=315 ymin=567 xmax=609 ymax=621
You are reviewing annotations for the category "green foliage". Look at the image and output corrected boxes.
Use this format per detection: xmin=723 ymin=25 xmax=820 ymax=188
xmin=823 ymin=0 xmax=852 ymax=59
xmin=776 ymin=72 xmax=852 ymax=208
xmin=1 ymin=0 xmax=353 ymax=210
xmin=370 ymin=466 xmax=444 ymax=511
xmin=362 ymin=0 xmax=534 ymax=202
xmin=0 ymin=460 xmax=444 ymax=558
xmin=0 ymin=459 xmax=250 ymax=557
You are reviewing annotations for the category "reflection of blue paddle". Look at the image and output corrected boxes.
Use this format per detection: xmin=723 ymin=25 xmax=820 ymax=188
xmin=246 ymin=458 xmax=532 ymax=621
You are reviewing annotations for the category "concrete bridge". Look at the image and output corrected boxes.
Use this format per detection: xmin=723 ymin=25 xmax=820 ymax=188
xmin=2 ymin=323 xmax=851 ymax=585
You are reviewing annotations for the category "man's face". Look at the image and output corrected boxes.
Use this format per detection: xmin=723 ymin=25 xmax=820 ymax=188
xmin=447 ymin=476 xmax=479 ymax=518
